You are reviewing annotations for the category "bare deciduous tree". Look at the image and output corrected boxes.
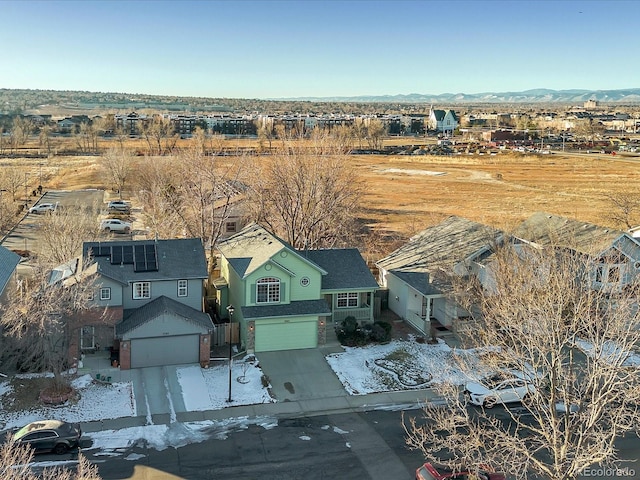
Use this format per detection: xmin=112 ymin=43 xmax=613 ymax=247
xmin=246 ymin=136 xmax=361 ymax=249
xmin=1 ymin=439 xmax=101 ymax=479
xmin=603 ymin=190 xmax=640 ymax=230
xmin=404 ymin=242 xmax=640 ymax=480
xmin=0 ymin=166 xmax=27 ymax=202
xmin=35 ymin=201 xmax=102 ymax=268
xmin=0 ymin=258 xmax=101 ymax=392
xmin=100 ymin=147 xmax=134 ymax=198
xmin=133 ymin=141 xmax=246 ymax=272
xmin=140 ymin=115 xmax=178 ymax=155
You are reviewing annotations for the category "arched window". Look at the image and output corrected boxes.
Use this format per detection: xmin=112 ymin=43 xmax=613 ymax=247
xmin=257 ymin=277 xmax=280 ymax=303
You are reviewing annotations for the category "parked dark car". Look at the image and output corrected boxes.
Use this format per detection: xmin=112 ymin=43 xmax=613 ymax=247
xmin=2 ymin=420 xmax=81 ymax=454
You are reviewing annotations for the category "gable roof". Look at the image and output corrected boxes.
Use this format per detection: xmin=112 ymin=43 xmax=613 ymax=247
xmin=217 ymin=223 xmax=326 ymax=278
xmin=376 ymin=216 xmax=502 ymax=291
xmin=116 ymin=295 xmax=213 ymax=336
xmin=303 ymin=248 xmax=379 ymax=291
xmin=83 ymin=238 xmax=207 ymax=284
xmin=0 ymin=245 xmax=20 ymax=296
xmin=514 ymin=212 xmax=623 ymax=255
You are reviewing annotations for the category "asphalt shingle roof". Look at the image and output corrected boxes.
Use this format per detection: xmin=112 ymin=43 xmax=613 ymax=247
xmin=117 ymin=295 xmax=213 ymax=336
xmin=0 ymin=245 xmax=20 ymax=296
xmin=241 ymin=299 xmax=331 ymax=320
xmin=83 ymin=238 xmax=207 ymax=284
xmin=217 ymin=224 xmax=291 ymax=278
xmin=376 ymin=216 xmax=502 ymax=292
xmin=303 ymin=249 xmax=379 ymax=291
xmin=513 ymin=212 xmax=623 ymax=255
xmin=217 ymin=223 xmax=327 ymax=278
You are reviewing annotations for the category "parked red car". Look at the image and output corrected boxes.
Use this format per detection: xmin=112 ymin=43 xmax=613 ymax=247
xmin=416 ymin=463 xmax=506 ymax=480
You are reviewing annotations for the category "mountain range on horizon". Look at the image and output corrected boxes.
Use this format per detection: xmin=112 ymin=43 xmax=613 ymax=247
xmin=275 ymin=88 xmax=640 ymax=104
xmin=3 ymin=88 xmax=640 ymax=113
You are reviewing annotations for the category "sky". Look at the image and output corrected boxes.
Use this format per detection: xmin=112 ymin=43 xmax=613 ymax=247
xmin=0 ymin=0 xmax=638 ymax=99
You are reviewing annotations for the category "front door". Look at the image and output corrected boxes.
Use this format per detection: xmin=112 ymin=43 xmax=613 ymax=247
xmin=80 ymin=326 xmax=95 ymax=350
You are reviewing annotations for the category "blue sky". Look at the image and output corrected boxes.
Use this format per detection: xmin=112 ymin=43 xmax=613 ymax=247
xmin=1 ymin=0 xmax=638 ymax=99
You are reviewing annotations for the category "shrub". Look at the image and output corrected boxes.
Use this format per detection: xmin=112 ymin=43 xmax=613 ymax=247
xmin=341 ymin=316 xmax=358 ymax=334
xmin=371 ymin=321 xmax=392 ymax=343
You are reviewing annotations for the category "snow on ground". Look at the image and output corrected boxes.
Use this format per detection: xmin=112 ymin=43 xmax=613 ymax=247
xmin=0 ymin=356 xmax=273 ymax=430
xmin=0 ymin=374 xmax=136 ymax=429
xmin=85 ymin=416 xmax=279 ymax=455
xmin=326 ymin=338 xmax=484 ymax=395
xmin=573 ymin=338 xmax=640 ymax=367
xmin=177 ymin=356 xmax=273 ymax=411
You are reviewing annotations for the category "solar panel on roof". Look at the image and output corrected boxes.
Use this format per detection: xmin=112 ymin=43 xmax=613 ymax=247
xmin=123 ymin=245 xmax=134 ymax=264
xmin=111 ymin=245 xmax=123 ymax=264
xmin=133 ymin=244 xmax=159 ymax=272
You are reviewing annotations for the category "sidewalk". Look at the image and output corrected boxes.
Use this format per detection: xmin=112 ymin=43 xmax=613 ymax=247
xmin=81 ymin=386 xmax=444 ymax=433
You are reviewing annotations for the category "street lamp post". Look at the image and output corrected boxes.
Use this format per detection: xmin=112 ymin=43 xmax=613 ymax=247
xmin=226 ymin=305 xmax=235 ymax=403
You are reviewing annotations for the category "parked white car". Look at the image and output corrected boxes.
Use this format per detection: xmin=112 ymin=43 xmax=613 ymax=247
xmin=28 ymin=202 xmax=58 ymax=214
xmin=100 ymin=219 xmax=131 ymax=233
xmin=465 ymin=370 xmax=536 ymax=408
xmin=107 ymin=200 xmax=131 ymax=213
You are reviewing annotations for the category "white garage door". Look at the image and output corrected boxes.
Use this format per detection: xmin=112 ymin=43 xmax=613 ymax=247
xmin=130 ymin=334 xmax=200 ymax=368
xmin=255 ymin=319 xmax=317 ymax=352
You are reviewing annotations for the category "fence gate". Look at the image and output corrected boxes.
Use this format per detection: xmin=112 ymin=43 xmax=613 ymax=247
xmin=212 ymin=322 xmax=240 ymax=346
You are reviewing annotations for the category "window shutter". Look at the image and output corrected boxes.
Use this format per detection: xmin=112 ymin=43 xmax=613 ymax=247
xmin=281 ymin=282 xmax=286 ymax=302
xmin=250 ymin=284 xmax=256 ymax=304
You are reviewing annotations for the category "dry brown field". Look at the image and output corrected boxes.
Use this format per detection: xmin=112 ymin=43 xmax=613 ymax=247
xmin=10 ymin=141 xmax=640 ymax=241
xmin=351 ymin=151 xmax=640 ymax=236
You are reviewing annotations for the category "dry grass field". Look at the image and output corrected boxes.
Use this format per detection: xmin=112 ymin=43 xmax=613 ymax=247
xmin=352 ymin=151 xmax=640 ymax=236
xmin=11 ymin=143 xmax=640 ymax=243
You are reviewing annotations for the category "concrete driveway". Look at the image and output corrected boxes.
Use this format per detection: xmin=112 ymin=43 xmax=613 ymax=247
xmin=256 ymin=348 xmax=347 ymax=402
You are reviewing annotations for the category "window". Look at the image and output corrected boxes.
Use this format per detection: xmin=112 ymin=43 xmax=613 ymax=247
xmin=256 ymin=277 xmax=280 ymax=303
xmin=225 ymin=221 xmax=237 ymax=233
xmin=133 ymin=282 xmax=150 ymax=299
xmin=177 ymin=279 xmax=188 ymax=297
xmin=337 ymin=292 xmax=358 ymax=308
xmin=100 ymin=287 xmax=111 ymax=301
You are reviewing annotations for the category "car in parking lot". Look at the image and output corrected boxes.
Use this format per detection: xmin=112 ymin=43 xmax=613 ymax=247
xmin=2 ymin=420 xmax=81 ymax=455
xmin=108 ymin=200 xmax=131 ymax=212
xmin=465 ymin=370 xmax=536 ymax=408
xmin=101 ymin=218 xmax=132 ymax=233
xmin=416 ymin=463 xmax=506 ymax=480
xmin=28 ymin=202 xmax=58 ymax=214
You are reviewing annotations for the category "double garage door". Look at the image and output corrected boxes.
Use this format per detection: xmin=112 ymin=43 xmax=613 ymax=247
xmin=255 ymin=318 xmax=317 ymax=352
xmin=130 ymin=334 xmax=200 ymax=368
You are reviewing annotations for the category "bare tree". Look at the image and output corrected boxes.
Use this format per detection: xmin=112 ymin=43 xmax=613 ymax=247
xmin=100 ymin=147 xmax=134 ymax=198
xmin=0 ymin=166 xmax=26 ymax=202
xmin=0 ymin=258 xmax=101 ymax=393
xmin=1 ymin=439 xmax=101 ymax=479
xmin=365 ymin=118 xmax=386 ymax=150
xmin=8 ymin=117 xmax=32 ymax=154
xmin=404 ymin=242 xmax=640 ymax=480
xmin=34 ymin=201 xmax=102 ymax=268
xmin=573 ymin=118 xmax=606 ymax=143
xmin=139 ymin=115 xmax=178 ymax=155
xmin=73 ymin=122 xmax=99 ymax=154
xmin=603 ymin=190 xmax=640 ymax=230
xmin=245 ymin=136 xmax=362 ymax=249
xmin=134 ymin=141 xmax=246 ymax=271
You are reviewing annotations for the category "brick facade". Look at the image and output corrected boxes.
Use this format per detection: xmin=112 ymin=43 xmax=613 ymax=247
xmin=199 ymin=334 xmax=211 ymax=368
xmin=66 ymin=306 xmax=123 ymax=366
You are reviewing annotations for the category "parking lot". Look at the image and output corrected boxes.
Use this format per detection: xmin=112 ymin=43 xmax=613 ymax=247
xmin=1 ymin=189 xmax=109 ymax=275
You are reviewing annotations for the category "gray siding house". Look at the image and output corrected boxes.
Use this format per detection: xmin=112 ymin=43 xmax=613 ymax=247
xmin=73 ymin=238 xmax=214 ymax=369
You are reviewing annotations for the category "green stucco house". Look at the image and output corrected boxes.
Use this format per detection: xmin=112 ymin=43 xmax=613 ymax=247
xmin=214 ymin=224 xmax=379 ymax=352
